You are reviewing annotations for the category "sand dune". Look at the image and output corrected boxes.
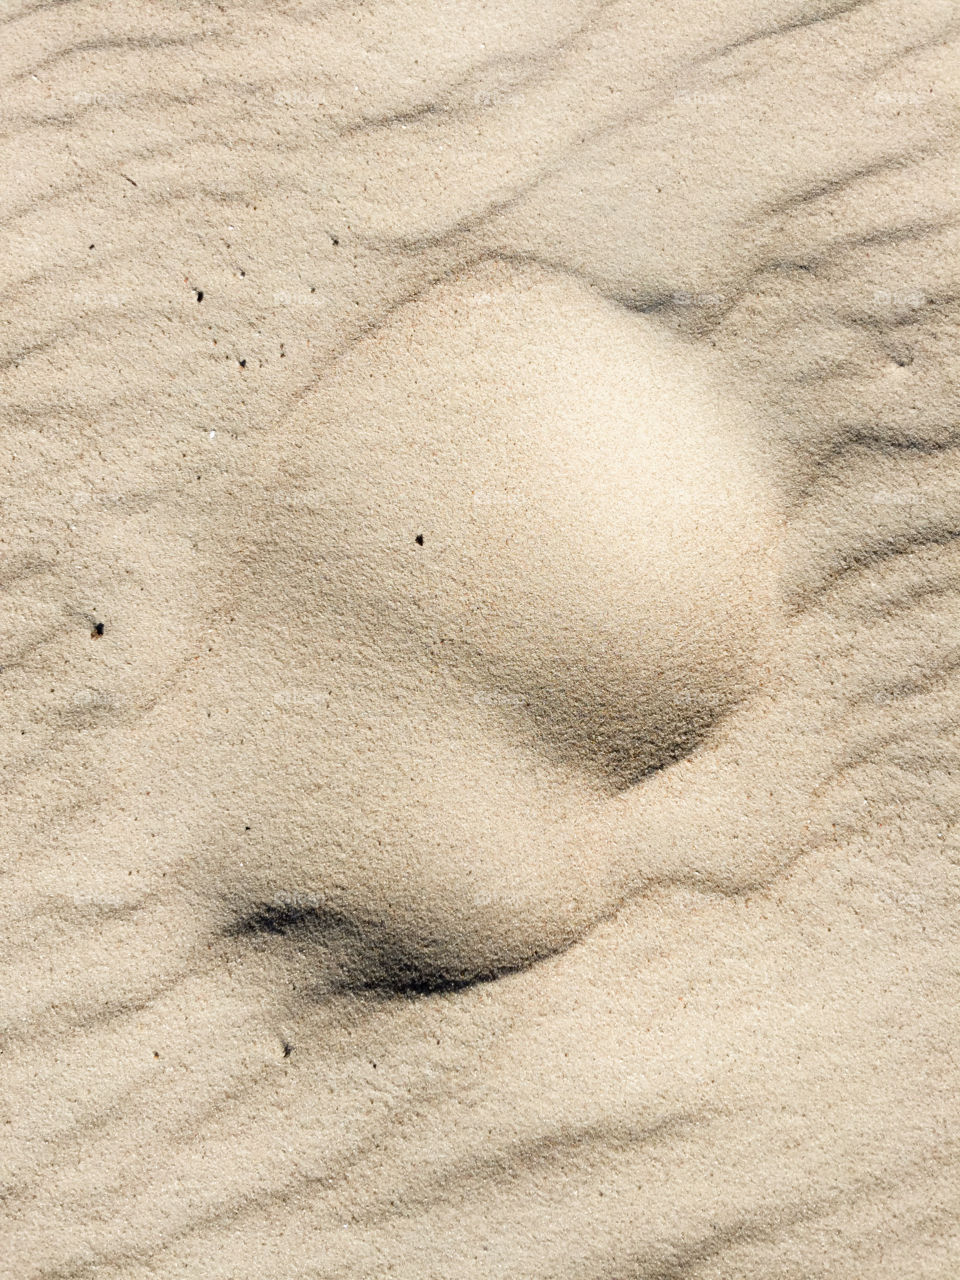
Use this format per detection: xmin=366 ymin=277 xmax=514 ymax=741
xmin=1 ymin=1 xmax=959 ymax=1276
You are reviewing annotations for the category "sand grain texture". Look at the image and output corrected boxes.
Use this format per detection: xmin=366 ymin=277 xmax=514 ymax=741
xmin=1 ymin=1 xmax=959 ymax=1276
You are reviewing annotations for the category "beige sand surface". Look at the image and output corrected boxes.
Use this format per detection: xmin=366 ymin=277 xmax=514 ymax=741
xmin=1 ymin=1 xmax=959 ymax=1276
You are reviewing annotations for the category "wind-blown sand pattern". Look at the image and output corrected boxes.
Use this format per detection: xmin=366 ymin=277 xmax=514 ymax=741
xmin=1 ymin=0 xmax=959 ymax=1276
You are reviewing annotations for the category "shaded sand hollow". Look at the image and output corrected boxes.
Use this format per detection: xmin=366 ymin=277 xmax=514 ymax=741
xmin=1 ymin=1 xmax=959 ymax=1277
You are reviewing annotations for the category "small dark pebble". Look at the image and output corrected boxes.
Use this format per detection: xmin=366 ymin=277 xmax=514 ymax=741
xmin=282 ymin=1042 xmax=293 ymax=1058
xmin=91 ymin=621 xmax=105 ymax=637
xmin=196 ymin=289 xmax=204 ymax=302
xmin=238 ymin=359 xmax=247 ymax=368
xmin=415 ymin=534 xmax=424 ymax=546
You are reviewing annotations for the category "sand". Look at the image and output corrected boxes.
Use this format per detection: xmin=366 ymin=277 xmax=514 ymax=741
xmin=1 ymin=0 xmax=959 ymax=1276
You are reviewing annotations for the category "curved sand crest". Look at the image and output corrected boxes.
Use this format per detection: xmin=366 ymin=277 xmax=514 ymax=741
xmin=192 ymin=257 xmax=784 ymax=985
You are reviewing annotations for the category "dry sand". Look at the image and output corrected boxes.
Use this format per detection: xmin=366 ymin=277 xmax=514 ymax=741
xmin=1 ymin=1 xmax=959 ymax=1276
